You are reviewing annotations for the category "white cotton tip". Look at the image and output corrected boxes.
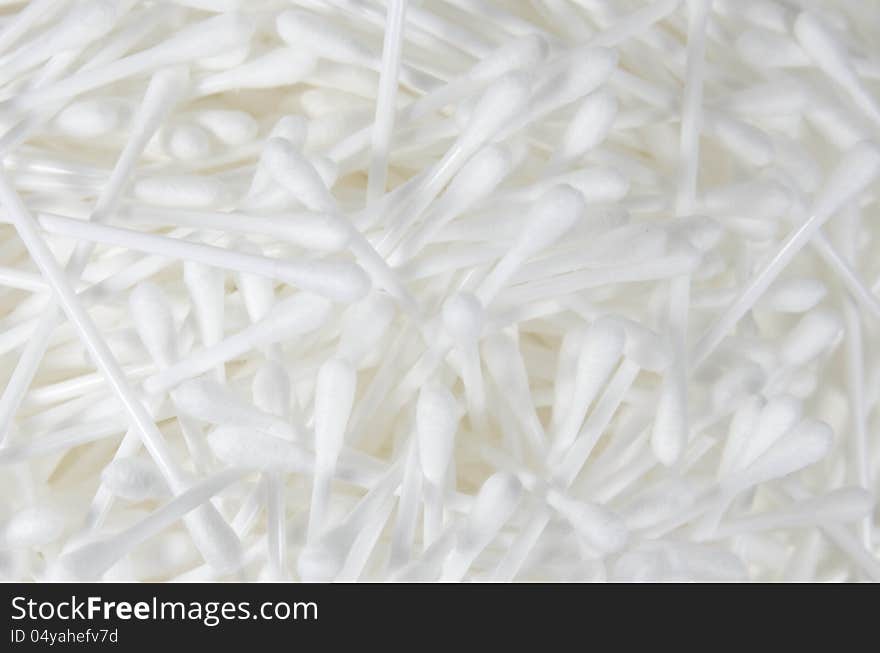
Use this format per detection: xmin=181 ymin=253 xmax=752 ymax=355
xmin=759 ymin=278 xmax=827 ymax=313
xmin=193 ymin=110 xmax=258 ymax=146
xmin=559 ymin=89 xmax=618 ymax=160
xmin=705 ymin=113 xmax=774 ymax=167
xmin=442 ymin=292 xmax=485 ymax=345
xmin=207 ymin=426 xmax=309 ymax=473
xmin=263 ymin=137 xmax=335 ymax=212
xmin=561 ymin=167 xmax=629 ymax=203
xmin=166 ymin=123 xmax=213 ymax=160
xmin=54 ymin=98 xmax=128 ymax=139
xmin=810 ymin=141 xmax=880 ymax=219
xmin=740 ymin=395 xmax=804 ymax=469
xmin=579 ymin=319 xmax=627 ymax=372
xmin=134 ymin=175 xmax=228 ymax=208
xmin=719 ymin=396 xmax=763 ymax=478
xmin=732 ymin=419 xmax=833 ymax=490
xmin=129 ymin=282 xmax=178 ymax=368
xmin=336 ymin=294 xmax=396 ymax=366
xmin=711 ymin=363 xmax=765 ymax=412
xmin=460 ymin=72 xmax=532 ymax=150
xmin=604 ymin=317 xmax=666 ymax=372
xmin=537 ymin=48 xmax=618 ymax=114
xmin=417 ymin=383 xmax=460 ymax=487
xmin=780 ymin=308 xmax=842 ymax=368
xmin=48 ymin=0 xmax=129 ymax=51
xmin=554 ymin=319 xmax=626 ymax=452
xmin=252 ymin=360 xmax=291 ymax=420
xmin=2 ymin=506 xmax=65 ymax=548
xmin=128 ymin=531 xmax=198 ymax=580
xmin=549 ymin=494 xmax=628 ymax=555
xmin=101 ymin=457 xmax=168 ymax=502
xmin=457 ymin=472 xmax=521 ymax=554
xmin=276 ymin=10 xmax=378 ymax=68
xmin=444 ymin=144 xmax=512 ymax=211
xmin=314 ymin=358 xmax=357 ymax=467
xmin=172 ymin=378 xmax=295 ymax=440
xmin=183 ymin=262 xmax=225 ymax=352
xmin=139 ymin=65 xmax=191 ymax=118
xmin=468 ymin=34 xmax=548 ymax=81
xmin=198 ymin=48 xmax=316 ymax=94
xmin=675 ymin=216 xmax=724 ymax=252
xmin=513 ymin=184 xmax=586 ymax=259
xmin=154 ymin=12 xmax=255 ymax=63
xmin=270 ymin=115 xmax=309 ymax=149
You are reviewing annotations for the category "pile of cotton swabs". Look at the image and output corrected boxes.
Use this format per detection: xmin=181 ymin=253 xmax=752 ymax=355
xmin=0 ymin=0 xmax=878 ymax=582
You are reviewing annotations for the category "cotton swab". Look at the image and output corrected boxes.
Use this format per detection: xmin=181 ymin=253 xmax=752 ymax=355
xmin=417 ymin=382 xmax=460 ymax=547
xmin=100 ymin=457 xmax=168 ymax=502
xmin=440 ymin=472 xmax=521 ymax=581
xmin=307 ymin=358 xmax=357 ymax=544
xmin=183 ymin=261 xmax=225 ymax=381
xmin=442 ymin=292 xmax=489 ymax=434
xmin=385 ymin=144 xmax=512 ymax=263
xmin=2 ymin=505 xmax=66 ymax=549
xmin=476 ymin=184 xmax=586 ymax=304
xmin=195 ymin=48 xmax=316 ymax=96
xmin=551 ymin=319 xmax=625 ymax=454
